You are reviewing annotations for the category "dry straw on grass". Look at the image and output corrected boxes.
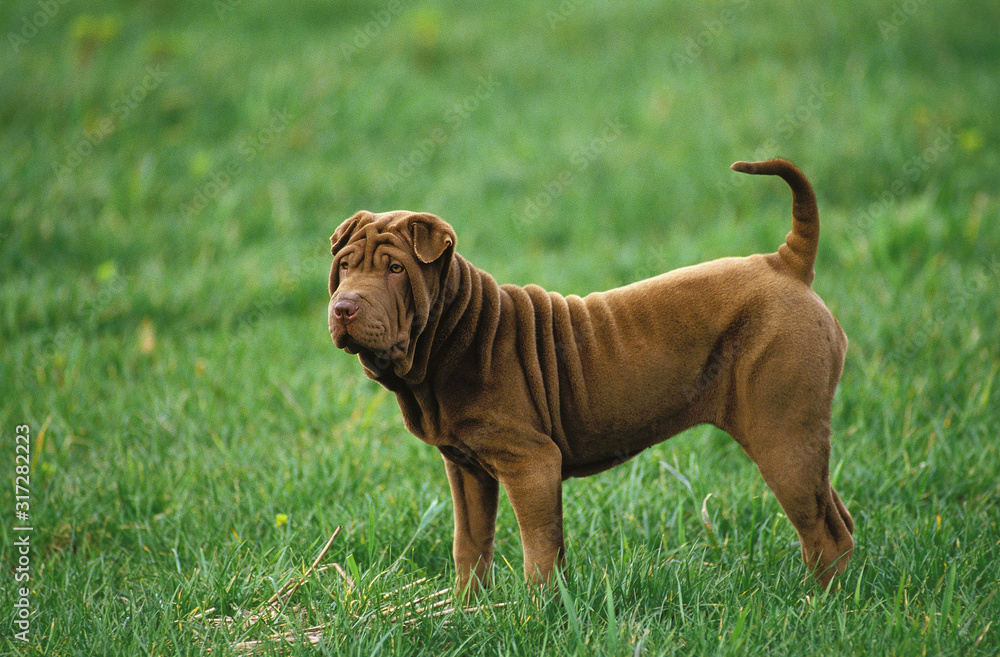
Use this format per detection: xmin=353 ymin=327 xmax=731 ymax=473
xmin=188 ymin=526 xmax=505 ymax=654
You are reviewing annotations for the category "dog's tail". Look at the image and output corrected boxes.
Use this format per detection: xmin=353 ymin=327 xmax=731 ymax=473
xmin=731 ymin=158 xmax=818 ymax=285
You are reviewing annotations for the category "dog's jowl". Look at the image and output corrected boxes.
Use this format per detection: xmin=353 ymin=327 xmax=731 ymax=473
xmin=329 ymin=159 xmax=854 ymax=596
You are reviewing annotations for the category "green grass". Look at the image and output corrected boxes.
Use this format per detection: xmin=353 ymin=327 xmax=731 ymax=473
xmin=2 ymin=0 xmax=999 ymax=654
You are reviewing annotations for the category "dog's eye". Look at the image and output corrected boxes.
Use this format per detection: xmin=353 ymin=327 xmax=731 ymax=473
xmin=389 ymin=263 xmax=405 ymax=274
xmin=339 ymin=261 xmax=349 ymax=270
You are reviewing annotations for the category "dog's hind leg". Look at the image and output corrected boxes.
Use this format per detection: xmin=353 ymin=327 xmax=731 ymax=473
xmin=723 ymin=300 xmax=853 ymax=586
xmin=740 ymin=419 xmax=855 ymax=588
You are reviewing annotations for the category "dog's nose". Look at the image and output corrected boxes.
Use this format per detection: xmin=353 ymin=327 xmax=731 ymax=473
xmin=333 ymin=297 xmax=360 ymax=324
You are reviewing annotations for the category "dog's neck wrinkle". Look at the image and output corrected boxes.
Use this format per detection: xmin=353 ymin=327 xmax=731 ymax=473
xmin=430 ymin=254 xmax=502 ymax=370
xmin=402 ymin=253 xmax=593 ymax=447
xmin=391 ymin=254 xmax=504 ymax=440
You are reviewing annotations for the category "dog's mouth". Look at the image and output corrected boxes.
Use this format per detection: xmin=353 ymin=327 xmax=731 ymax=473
xmin=338 ymin=333 xmax=408 ymax=373
xmin=331 ymin=320 xmax=387 ymax=354
xmin=338 ymin=333 xmax=364 ymax=354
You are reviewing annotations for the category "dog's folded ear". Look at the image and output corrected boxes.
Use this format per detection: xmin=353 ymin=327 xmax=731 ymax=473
xmin=331 ymin=211 xmax=371 ymax=255
xmin=408 ymin=213 xmax=456 ymax=264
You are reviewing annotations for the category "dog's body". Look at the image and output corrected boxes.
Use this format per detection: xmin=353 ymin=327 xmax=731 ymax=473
xmin=328 ymin=159 xmax=854 ymax=594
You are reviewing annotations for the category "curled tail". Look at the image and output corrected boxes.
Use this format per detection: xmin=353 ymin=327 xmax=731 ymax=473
xmin=731 ymin=158 xmax=819 ymax=285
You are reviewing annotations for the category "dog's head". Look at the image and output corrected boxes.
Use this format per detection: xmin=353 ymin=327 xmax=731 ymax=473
xmin=329 ymin=210 xmax=456 ymax=381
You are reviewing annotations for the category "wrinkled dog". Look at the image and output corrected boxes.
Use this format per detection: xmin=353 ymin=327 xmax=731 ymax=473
xmin=329 ymin=159 xmax=854 ymax=595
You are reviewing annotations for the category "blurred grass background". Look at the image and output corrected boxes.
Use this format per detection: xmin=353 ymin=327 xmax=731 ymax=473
xmin=1 ymin=0 xmax=998 ymax=654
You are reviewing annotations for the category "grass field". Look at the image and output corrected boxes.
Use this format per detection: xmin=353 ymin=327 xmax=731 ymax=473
xmin=2 ymin=0 xmax=999 ymax=654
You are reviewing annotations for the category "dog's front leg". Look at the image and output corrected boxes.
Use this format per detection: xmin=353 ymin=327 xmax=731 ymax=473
xmin=497 ymin=441 xmax=565 ymax=586
xmin=442 ymin=454 xmax=499 ymax=598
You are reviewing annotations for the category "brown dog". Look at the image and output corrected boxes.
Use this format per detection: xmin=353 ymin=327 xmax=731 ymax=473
xmin=328 ymin=158 xmax=854 ymax=595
